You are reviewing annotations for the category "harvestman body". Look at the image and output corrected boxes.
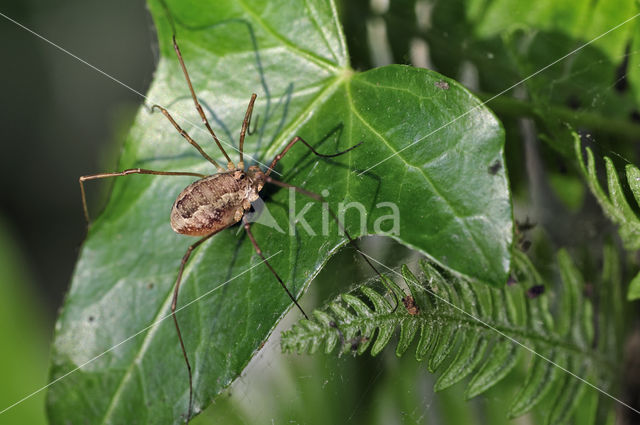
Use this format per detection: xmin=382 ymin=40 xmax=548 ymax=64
xmin=79 ymin=35 xmax=376 ymax=423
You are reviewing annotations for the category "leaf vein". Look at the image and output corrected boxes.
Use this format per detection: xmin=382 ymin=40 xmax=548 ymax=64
xmin=345 ymin=80 xmax=489 ymax=266
xmin=236 ymin=0 xmax=340 ymax=73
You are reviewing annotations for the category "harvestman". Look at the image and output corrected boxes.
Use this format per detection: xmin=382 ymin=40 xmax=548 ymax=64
xmin=79 ymin=35 xmax=383 ymax=423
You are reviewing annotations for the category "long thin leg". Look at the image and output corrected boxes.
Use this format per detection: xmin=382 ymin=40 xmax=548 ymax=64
xmin=171 ymin=232 xmax=216 ymax=425
xmin=172 ymin=35 xmax=235 ymax=170
xmin=264 ymin=138 xmax=395 ymax=306
xmin=264 ymin=176 xmax=396 ymax=308
xmin=265 ymin=136 xmax=362 ymax=176
xmin=243 ymin=220 xmax=309 ymax=320
xmin=79 ymin=168 xmax=207 ymax=223
xmin=151 ymin=105 xmax=225 ymax=172
xmin=238 ymin=93 xmax=257 ymax=170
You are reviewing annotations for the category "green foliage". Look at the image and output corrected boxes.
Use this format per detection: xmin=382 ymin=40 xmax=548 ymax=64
xmin=375 ymin=0 xmax=640 ymax=168
xmin=0 ymin=217 xmax=48 ymax=425
xmin=40 ymin=0 xmax=640 ymax=423
xmin=47 ymin=0 xmax=512 ymax=424
xmin=282 ymin=250 xmax=623 ymax=424
xmin=574 ymin=134 xmax=640 ymax=300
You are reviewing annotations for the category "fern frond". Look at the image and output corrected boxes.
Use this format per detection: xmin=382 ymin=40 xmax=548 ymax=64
xmin=282 ymin=251 xmax=622 ymax=424
xmin=574 ymin=134 xmax=640 ymax=300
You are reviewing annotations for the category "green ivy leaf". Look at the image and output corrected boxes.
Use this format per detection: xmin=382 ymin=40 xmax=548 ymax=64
xmin=47 ymin=0 xmax=512 ymax=423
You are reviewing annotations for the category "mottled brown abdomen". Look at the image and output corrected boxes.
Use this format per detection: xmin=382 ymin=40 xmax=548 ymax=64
xmin=170 ymin=172 xmax=258 ymax=236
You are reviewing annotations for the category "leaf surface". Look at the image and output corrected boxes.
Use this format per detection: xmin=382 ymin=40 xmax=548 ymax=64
xmin=47 ymin=0 xmax=512 ymax=423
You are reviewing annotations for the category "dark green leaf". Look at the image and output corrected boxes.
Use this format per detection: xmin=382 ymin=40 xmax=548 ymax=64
xmin=47 ymin=0 xmax=511 ymax=423
xmin=428 ymin=323 xmax=459 ymax=373
xmin=415 ymin=322 xmax=435 ymax=362
xmin=434 ymin=333 xmax=487 ymax=391
xmin=396 ymin=317 xmax=419 ymax=357
xmin=465 ymin=338 xmax=519 ymax=399
xmin=546 ymin=362 xmax=588 ymax=425
xmin=556 ymin=249 xmax=586 ymax=346
xmin=508 ymin=352 xmax=564 ymax=418
xmin=572 ymin=386 xmax=600 ymax=425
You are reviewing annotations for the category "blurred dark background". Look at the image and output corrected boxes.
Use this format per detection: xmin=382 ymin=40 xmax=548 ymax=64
xmin=0 ymin=0 xmax=156 ymax=317
xmin=0 ymin=3 xmax=155 ymax=422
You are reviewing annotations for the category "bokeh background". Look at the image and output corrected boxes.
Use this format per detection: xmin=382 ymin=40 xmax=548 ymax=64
xmin=0 ymin=0 xmax=155 ymax=423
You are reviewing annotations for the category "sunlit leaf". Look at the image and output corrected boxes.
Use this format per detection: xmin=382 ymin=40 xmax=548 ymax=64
xmin=47 ymin=0 xmax=512 ymax=423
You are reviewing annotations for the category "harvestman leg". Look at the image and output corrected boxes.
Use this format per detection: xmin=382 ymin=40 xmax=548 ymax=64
xmin=157 ymin=92 xmax=256 ymax=172
xmin=243 ymin=220 xmax=309 ymax=320
xmin=265 ymin=136 xmax=362 ymax=176
xmin=79 ymin=168 xmax=214 ymax=422
xmin=170 ymin=231 xmax=218 ymax=423
xmin=238 ymin=94 xmax=257 ymax=169
xmin=255 ymin=175 xmax=400 ymax=346
xmin=264 ymin=176 xmax=386 ymax=285
xmin=148 ymin=34 xmax=372 ymax=422
xmin=239 ymin=135 xmax=371 ymax=321
xmin=171 ymin=35 xmax=235 ymax=170
xmin=152 ymin=105 xmax=226 ymax=173
xmin=165 ymin=35 xmax=259 ymax=172
xmin=263 ymin=135 xmax=399 ymax=310
xmin=79 ymin=169 xmax=206 ymax=223
xmin=153 ymin=36 xmax=257 ymax=423
xmin=152 ymin=90 xmax=257 ymax=172
xmin=263 ymin=135 xmax=381 ymax=280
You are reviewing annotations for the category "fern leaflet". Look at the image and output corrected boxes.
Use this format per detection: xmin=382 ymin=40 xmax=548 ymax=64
xmin=574 ymin=133 xmax=640 ymax=300
xmin=282 ymin=250 xmax=623 ymax=424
